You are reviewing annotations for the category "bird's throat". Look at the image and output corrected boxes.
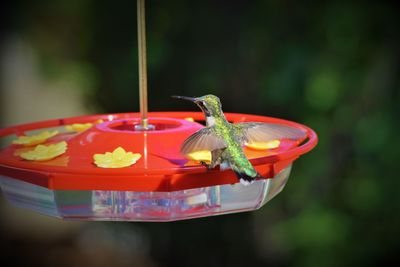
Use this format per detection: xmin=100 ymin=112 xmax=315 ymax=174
xmin=206 ymin=116 xmax=216 ymax=126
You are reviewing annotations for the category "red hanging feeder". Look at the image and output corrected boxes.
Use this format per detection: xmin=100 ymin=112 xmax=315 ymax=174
xmin=0 ymin=112 xmax=317 ymax=221
xmin=0 ymin=0 xmax=317 ymax=221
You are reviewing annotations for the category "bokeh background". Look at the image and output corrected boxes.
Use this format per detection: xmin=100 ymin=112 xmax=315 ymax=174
xmin=1 ymin=1 xmax=399 ymax=266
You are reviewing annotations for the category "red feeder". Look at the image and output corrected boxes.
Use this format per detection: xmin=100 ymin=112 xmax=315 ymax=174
xmin=0 ymin=112 xmax=317 ymax=221
xmin=0 ymin=0 xmax=317 ymax=221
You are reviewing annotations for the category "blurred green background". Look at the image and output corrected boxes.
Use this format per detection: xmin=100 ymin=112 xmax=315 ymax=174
xmin=1 ymin=0 xmax=399 ymax=266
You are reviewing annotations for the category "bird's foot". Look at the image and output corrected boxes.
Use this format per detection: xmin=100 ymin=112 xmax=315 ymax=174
xmin=200 ymin=161 xmax=212 ymax=171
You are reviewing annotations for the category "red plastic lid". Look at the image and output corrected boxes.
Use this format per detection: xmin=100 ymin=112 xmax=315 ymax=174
xmin=0 ymin=112 xmax=317 ymax=191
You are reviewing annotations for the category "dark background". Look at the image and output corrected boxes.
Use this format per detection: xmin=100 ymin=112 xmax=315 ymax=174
xmin=1 ymin=1 xmax=399 ymax=266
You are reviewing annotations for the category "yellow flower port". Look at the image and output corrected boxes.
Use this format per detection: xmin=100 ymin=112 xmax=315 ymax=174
xmin=184 ymin=117 xmax=195 ymax=122
xmin=12 ymin=131 xmax=59 ymax=146
xmin=65 ymin=120 xmax=104 ymax=132
xmin=93 ymin=147 xmax=142 ymax=168
xmin=186 ymin=150 xmax=212 ymax=163
xmin=245 ymin=140 xmax=281 ymax=150
xmin=20 ymin=141 xmax=68 ymax=161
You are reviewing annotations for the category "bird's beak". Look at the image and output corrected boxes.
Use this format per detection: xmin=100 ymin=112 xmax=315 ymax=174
xmin=171 ymin=95 xmax=198 ymax=103
xmin=172 ymin=95 xmax=210 ymax=116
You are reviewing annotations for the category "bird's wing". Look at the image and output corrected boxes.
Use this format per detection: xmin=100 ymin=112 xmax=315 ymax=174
xmin=181 ymin=127 xmax=227 ymax=155
xmin=234 ymin=122 xmax=307 ymax=145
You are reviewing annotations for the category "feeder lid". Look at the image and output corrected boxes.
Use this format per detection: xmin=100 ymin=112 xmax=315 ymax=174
xmin=0 ymin=112 xmax=317 ymax=191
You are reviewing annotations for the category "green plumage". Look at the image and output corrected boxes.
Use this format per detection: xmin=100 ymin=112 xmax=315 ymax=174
xmin=212 ymin=116 xmax=258 ymax=180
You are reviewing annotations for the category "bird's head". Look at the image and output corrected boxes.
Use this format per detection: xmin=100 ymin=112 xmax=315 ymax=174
xmin=172 ymin=94 xmax=223 ymax=117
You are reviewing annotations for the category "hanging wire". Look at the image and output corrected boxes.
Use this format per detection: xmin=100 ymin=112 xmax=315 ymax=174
xmin=137 ymin=0 xmax=150 ymax=130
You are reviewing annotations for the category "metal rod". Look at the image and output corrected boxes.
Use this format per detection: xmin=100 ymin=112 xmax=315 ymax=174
xmin=137 ymin=0 xmax=148 ymax=129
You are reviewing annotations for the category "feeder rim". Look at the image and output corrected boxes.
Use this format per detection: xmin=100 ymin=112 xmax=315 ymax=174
xmin=0 ymin=112 xmax=317 ymax=191
xmin=0 ymin=111 xmax=317 ymax=161
xmin=0 ymin=111 xmax=317 ymax=167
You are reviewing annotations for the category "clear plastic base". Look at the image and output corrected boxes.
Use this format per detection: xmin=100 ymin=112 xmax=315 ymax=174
xmin=0 ymin=165 xmax=292 ymax=221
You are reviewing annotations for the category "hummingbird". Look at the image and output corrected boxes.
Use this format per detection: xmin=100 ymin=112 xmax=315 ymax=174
xmin=172 ymin=94 xmax=306 ymax=185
